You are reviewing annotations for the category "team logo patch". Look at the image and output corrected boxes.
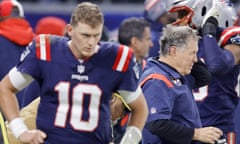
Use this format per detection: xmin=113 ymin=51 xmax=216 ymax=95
xmin=72 ymin=64 xmax=88 ymax=81
xmin=77 ymin=65 xmax=85 ymax=74
xmin=172 ymin=79 xmax=182 ymax=86
xmin=150 ymin=107 xmax=157 ymax=114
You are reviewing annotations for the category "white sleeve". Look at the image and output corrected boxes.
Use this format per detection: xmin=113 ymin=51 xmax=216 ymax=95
xmin=9 ymin=67 xmax=33 ymax=91
xmin=117 ymin=86 xmax=142 ymax=104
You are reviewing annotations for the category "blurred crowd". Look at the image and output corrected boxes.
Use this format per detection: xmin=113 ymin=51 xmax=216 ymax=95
xmin=18 ymin=0 xmax=145 ymax=3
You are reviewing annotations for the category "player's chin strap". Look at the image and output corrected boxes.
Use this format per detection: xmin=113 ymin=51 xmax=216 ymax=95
xmin=120 ymin=126 xmax=142 ymax=144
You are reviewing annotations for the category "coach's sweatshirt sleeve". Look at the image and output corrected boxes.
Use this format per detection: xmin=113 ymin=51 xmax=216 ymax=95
xmin=145 ymin=119 xmax=194 ymax=144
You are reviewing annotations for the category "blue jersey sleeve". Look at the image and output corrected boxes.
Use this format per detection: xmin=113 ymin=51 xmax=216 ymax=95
xmin=201 ymin=35 xmax=235 ymax=75
xmin=17 ymin=39 xmax=42 ymax=81
xmin=102 ymin=41 xmax=139 ymax=92
xmin=117 ymin=57 xmax=139 ymax=92
xmin=142 ymin=78 xmax=174 ymax=122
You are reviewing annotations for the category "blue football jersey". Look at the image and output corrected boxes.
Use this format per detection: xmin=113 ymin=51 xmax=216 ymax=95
xmin=234 ymin=101 xmax=240 ymax=144
xmin=194 ymin=35 xmax=240 ymax=133
xmin=16 ymin=34 xmax=139 ymax=144
xmin=139 ymin=58 xmax=201 ymax=144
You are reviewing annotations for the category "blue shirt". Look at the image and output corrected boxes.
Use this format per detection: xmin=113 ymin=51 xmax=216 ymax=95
xmin=16 ymin=34 xmax=139 ymax=144
xmin=195 ymin=35 xmax=240 ymax=133
xmin=140 ymin=58 xmax=201 ymax=144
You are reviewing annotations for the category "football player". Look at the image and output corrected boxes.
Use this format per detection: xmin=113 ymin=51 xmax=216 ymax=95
xmin=0 ymin=2 xmax=148 ymax=144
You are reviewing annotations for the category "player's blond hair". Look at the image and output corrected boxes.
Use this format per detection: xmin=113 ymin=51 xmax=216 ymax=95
xmin=70 ymin=2 xmax=103 ymax=28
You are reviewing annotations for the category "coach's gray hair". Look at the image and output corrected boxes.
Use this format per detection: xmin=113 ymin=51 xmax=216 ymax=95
xmin=160 ymin=25 xmax=199 ymax=56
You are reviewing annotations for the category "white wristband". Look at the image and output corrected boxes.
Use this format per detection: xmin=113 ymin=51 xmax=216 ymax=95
xmin=120 ymin=126 xmax=142 ymax=144
xmin=9 ymin=117 xmax=28 ymax=138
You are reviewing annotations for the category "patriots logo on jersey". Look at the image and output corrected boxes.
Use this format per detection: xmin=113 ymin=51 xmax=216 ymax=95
xmin=77 ymin=65 xmax=85 ymax=74
xmin=150 ymin=107 xmax=157 ymax=114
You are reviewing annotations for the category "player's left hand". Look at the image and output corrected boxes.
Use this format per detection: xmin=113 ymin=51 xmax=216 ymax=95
xmin=19 ymin=129 xmax=46 ymax=144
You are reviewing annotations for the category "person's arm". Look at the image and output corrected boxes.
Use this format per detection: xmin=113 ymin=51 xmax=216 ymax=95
xmin=0 ymin=75 xmax=20 ymax=123
xmin=147 ymin=119 xmax=223 ymax=144
xmin=0 ymin=68 xmax=46 ymax=143
xmin=201 ymin=17 xmax=235 ymax=74
xmin=118 ymin=87 xmax=148 ymax=144
xmin=146 ymin=119 xmax=194 ymax=144
xmin=7 ymin=97 xmax=40 ymax=144
xmin=127 ymin=92 xmax=148 ymax=130
xmin=201 ymin=35 xmax=235 ymax=74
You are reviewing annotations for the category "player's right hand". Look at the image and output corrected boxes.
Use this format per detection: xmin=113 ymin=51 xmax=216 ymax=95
xmin=19 ymin=129 xmax=46 ymax=144
xmin=201 ymin=16 xmax=219 ymax=37
xmin=193 ymin=126 xmax=223 ymax=144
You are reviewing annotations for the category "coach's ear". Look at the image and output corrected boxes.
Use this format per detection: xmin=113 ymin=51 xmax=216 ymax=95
xmin=65 ymin=24 xmax=73 ymax=37
xmin=169 ymin=45 xmax=177 ymax=56
xmin=130 ymin=37 xmax=137 ymax=47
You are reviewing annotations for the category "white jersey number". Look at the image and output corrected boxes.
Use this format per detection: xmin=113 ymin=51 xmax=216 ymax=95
xmin=194 ymin=74 xmax=240 ymax=101
xmin=54 ymin=82 xmax=102 ymax=131
xmin=193 ymin=86 xmax=208 ymax=101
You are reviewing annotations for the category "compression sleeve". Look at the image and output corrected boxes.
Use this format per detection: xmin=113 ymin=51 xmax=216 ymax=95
xmin=146 ymin=119 xmax=194 ymax=144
